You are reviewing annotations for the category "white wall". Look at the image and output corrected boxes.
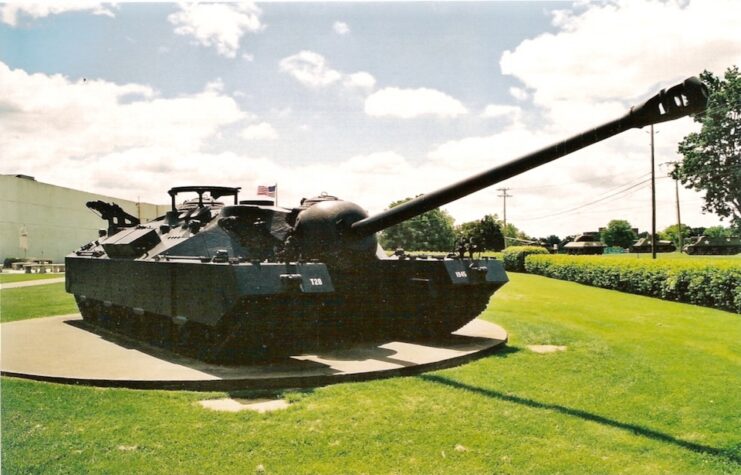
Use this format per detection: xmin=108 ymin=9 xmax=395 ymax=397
xmin=0 ymin=175 xmax=168 ymax=263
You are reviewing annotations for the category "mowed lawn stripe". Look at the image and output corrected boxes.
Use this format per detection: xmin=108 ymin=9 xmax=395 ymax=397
xmin=1 ymin=283 xmax=78 ymax=323
xmin=0 ymin=273 xmax=66 ymax=284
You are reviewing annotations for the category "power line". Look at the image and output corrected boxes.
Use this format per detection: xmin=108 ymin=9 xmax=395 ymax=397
xmin=511 ymin=173 xmax=678 ymax=223
xmin=509 ymin=197 xmax=706 ymax=218
xmin=515 ymin=175 xmax=653 ymax=222
xmin=509 ymin=170 xmax=650 ymax=192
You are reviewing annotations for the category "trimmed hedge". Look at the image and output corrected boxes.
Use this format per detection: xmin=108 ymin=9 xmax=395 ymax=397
xmin=525 ymin=254 xmax=741 ymax=313
xmin=502 ymin=246 xmax=550 ymax=272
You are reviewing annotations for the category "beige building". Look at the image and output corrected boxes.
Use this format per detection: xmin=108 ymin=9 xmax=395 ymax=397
xmin=1 ymin=175 xmax=168 ymax=263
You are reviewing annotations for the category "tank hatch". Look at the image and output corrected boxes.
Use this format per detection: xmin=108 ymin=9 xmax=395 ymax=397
xmin=300 ymin=192 xmax=340 ymax=208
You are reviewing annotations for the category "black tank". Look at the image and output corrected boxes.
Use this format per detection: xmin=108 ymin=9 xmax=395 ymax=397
xmin=66 ymin=77 xmax=708 ymax=362
xmin=630 ymin=237 xmax=677 ymax=253
xmin=683 ymin=235 xmax=741 ymax=255
xmin=563 ymin=233 xmax=607 ymax=255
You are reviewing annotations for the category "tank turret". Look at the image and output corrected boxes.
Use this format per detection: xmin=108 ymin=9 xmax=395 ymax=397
xmin=66 ymin=77 xmax=708 ymax=362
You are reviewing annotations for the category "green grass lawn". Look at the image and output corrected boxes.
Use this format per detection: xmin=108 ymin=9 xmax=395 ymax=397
xmin=0 ymin=273 xmax=65 ymax=284
xmin=0 ymin=283 xmax=78 ymax=323
xmin=2 ymin=274 xmax=739 ymax=473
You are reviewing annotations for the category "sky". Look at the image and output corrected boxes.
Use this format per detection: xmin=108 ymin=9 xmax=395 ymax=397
xmin=1 ymin=1 xmax=740 ymax=238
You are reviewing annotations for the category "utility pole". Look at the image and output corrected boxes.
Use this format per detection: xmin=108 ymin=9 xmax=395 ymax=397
xmin=650 ymin=125 xmax=657 ymax=260
xmin=675 ymin=176 xmax=682 ymax=251
xmin=497 ymin=188 xmax=512 ymax=247
xmin=663 ymin=161 xmax=683 ymax=251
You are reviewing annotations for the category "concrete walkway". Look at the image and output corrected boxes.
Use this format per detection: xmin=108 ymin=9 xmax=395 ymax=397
xmin=0 ymin=277 xmax=65 ymax=290
xmin=0 ymin=315 xmax=507 ymax=391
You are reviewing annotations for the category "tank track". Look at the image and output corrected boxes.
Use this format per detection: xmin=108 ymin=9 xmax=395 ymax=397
xmin=685 ymin=246 xmax=741 ymax=255
xmin=74 ymin=285 xmax=496 ymax=364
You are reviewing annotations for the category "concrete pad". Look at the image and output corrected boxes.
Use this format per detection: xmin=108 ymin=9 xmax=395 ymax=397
xmin=199 ymin=398 xmax=290 ymax=413
xmin=527 ymin=345 xmax=567 ymax=353
xmin=0 ymin=277 xmax=65 ymax=289
xmin=1 ymin=315 xmax=507 ymax=391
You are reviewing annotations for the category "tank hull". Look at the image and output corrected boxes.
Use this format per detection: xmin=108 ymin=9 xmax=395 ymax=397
xmin=683 ymin=236 xmax=741 ymax=255
xmin=563 ymin=245 xmax=605 ymax=255
xmin=630 ymin=244 xmax=676 ymax=253
xmin=67 ymin=255 xmax=507 ymax=362
xmin=684 ymin=246 xmax=741 ymax=255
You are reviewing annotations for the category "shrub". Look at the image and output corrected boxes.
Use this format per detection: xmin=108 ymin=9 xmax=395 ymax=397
xmin=524 ymin=254 xmax=741 ymax=313
xmin=502 ymin=246 xmax=549 ymax=272
xmin=3 ymin=257 xmax=23 ymax=269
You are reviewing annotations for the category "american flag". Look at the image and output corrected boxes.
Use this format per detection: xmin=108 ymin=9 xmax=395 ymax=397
xmin=257 ymin=184 xmax=277 ymax=197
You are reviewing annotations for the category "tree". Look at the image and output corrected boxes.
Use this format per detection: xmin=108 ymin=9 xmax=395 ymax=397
xmin=499 ymin=222 xmax=532 ymax=246
xmin=601 ymin=219 xmax=637 ymax=248
xmin=379 ymin=196 xmax=456 ymax=251
xmin=660 ymin=223 xmax=692 ymax=248
xmin=676 ymin=67 xmax=741 ymax=233
xmin=704 ymin=225 xmax=734 ymax=238
xmin=456 ymin=214 xmax=505 ymax=251
xmin=542 ymin=235 xmax=561 ymax=247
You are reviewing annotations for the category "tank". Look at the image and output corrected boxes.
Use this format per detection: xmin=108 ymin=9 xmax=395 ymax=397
xmin=630 ymin=237 xmax=676 ymax=253
xmin=66 ymin=77 xmax=707 ymax=362
xmin=563 ymin=233 xmax=607 ymax=255
xmin=683 ymin=235 xmax=741 ymax=255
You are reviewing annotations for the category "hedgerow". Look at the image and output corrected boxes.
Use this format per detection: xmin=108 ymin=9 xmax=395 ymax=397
xmin=524 ymin=255 xmax=741 ymax=313
xmin=502 ymin=246 xmax=550 ymax=272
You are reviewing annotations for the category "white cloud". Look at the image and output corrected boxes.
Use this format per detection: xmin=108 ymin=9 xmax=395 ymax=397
xmin=168 ymin=3 xmax=263 ymax=58
xmin=500 ymin=0 xmax=741 ymax=106
xmin=0 ymin=62 xmax=246 ymax=170
xmin=242 ymin=52 xmax=255 ymax=62
xmin=342 ymin=151 xmax=406 ymax=175
xmin=279 ymin=51 xmax=342 ymax=88
xmin=509 ymin=87 xmax=528 ymax=101
xmin=279 ymin=50 xmax=376 ymax=91
xmin=429 ymin=124 xmax=558 ymax=170
xmin=1 ymin=2 xmax=115 ymax=26
xmin=333 ymin=21 xmax=350 ymax=35
xmin=240 ymin=122 xmax=278 ymax=140
xmin=344 ymin=71 xmax=376 ymax=90
xmin=480 ymin=104 xmax=521 ymax=122
xmin=364 ymin=87 xmax=468 ymax=119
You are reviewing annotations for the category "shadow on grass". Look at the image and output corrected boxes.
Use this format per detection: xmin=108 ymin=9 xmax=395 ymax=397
xmin=487 ymin=345 xmax=521 ymax=357
xmin=227 ymin=388 xmax=315 ymax=400
xmin=421 ymin=374 xmax=739 ymax=464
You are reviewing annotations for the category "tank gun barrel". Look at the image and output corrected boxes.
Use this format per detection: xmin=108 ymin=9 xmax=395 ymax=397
xmin=350 ymin=76 xmax=707 ymax=237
